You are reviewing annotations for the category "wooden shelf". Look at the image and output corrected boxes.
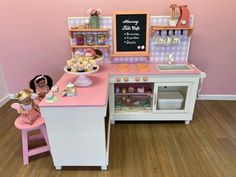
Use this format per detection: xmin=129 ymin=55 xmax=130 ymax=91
xmin=151 ymin=25 xmax=193 ymax=37
xmin=71 ymin=44 xmax=110 ymax=53
xmin=69 ymin=28 xmax=110 ymax=38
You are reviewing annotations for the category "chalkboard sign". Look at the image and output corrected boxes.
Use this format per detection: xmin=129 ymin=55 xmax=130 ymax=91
xmin=113 ymin=11 xmax=150 ymax=57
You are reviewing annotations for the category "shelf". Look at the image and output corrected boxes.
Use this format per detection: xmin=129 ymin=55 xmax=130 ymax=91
xmin=71 ymin=44 xmax=110 ymax=53
xmin=69 ymin=28 xmax=110 ymax=38
xmin=115 ymin=93 xmax=152 ymax=97
xmin=151 ymin=25 xmax=193 ymax=37
xmin=115 ymin=107 xmax=152 ymax=113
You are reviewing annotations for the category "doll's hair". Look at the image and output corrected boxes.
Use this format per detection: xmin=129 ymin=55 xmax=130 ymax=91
xmin=15 ymin=89 xmax=34 ymax=101
xmin=29 ymin=75 xmax=53 ymax=92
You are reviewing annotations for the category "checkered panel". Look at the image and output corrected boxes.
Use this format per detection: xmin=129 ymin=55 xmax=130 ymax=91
xmin=68 ymin=16 xmax=193 ymax=63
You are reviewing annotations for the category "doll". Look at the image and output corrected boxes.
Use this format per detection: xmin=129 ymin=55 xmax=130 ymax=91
xmin=14 ymin=89 xmax=41 ymax=125
xmin=29 ymin=75 xmax=53 ymax=101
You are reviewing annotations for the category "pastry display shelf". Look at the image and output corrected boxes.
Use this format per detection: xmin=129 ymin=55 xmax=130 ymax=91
xmin=151 ymin=25 xmax=193 ymax=37
xmin=69 ymin=28 xmax=110 ymax=38
xmin=115 ymin=108 xmax=152 ymax=113
xmin=71 ymin=44 xmax=110 ymax=53
xmin=115 ymin=93 xmax=152 ymax=96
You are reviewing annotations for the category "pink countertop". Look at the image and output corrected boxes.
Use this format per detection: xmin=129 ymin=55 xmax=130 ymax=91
xmin=107 ymin=63 xmax=201 ymax=75
xmin=39 ymin=63 xmax=202 ymax=107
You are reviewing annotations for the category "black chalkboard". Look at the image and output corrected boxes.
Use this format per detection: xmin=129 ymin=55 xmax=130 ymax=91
xmin=113 ymin=12 xmax=149 ymax=56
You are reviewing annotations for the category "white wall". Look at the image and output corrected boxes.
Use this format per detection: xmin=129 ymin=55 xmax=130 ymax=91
xmin=0 ymin=62 xmax=9 ymax=106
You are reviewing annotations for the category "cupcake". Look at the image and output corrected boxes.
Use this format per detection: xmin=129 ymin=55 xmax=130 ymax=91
xmin=78 ymin=64 xmax=85 ymax=72
xmin=71 ymin=66 xmax=78 ymax=72
xmin=82 ymin=60 xmax=88 ymax=66
xmin=90 ymin=60 xmax=97 ymax=65
xmin=74 ymin=51 xmax=84 ymax=60
xmin=93 ymin=65 xmax=98 ymax=70
xmin=86 ymin=63 xmax=93 ymax=71
xmin=67 ymin=60 xmax=73 ymax=67
xmin=67 ymin=67 xmax=72 ymax=72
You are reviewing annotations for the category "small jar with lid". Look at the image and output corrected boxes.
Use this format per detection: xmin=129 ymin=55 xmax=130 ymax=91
xmin=86 ymin=34 xmax=95 ymax=45
xmin=75 ymin=34 xmax=84 ymax=45
xmin=66 ymin=82 xmax=77 ymax=96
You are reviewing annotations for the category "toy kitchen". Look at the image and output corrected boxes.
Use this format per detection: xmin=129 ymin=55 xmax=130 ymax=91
xmin=39 ymin=4 xmax=206 ymax=170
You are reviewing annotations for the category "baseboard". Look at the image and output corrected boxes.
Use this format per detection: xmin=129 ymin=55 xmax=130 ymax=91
xmin=198 ymin=94 xmax=236 ymax=100
xmin=0 ymin=94 xmax=10 ymax=107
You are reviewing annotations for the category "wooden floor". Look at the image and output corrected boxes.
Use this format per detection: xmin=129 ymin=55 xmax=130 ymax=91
xmin=0 ymin=100 xmax=236 ymax=177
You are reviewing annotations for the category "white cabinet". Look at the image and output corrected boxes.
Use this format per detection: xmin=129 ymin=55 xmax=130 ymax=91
xmin=109 ymin=75 xmax=201 ymax=124
xmin=153 ymin=82 xmax=193 ymax=113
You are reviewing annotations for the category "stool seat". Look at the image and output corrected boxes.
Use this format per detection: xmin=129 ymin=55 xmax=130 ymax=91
xmin=15 ymin=116 xmax=45 ymax=131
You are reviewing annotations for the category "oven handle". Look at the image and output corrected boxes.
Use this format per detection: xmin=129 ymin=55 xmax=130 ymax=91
xmin=153 ymin=93 xmax=157 ymax=106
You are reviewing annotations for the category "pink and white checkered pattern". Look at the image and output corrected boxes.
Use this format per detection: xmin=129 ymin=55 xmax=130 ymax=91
xmin=68 ymin=16 xmax=194 ymax=63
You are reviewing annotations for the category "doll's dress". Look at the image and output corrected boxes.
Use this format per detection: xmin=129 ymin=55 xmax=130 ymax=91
xmin=20 ymin=104 xmax=41 ymax=125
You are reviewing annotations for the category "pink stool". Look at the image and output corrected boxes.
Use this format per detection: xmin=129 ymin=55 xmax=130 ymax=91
xmin=12 ymin=103 xmax=50 ymax=165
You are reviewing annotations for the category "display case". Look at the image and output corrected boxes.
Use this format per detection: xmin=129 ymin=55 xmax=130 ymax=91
xmin=153 ymin=82 xmax=193 ymax=113
xmin=69 ymin=28 xmax=110 ymax=54
xmin=113 ymin=83 xmax=154 ymax=113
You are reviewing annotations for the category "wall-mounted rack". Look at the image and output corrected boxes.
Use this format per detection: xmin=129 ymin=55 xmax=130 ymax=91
xmin=69 ymin=28 xmax=110 ymax=38
xmin=151 ymin=25 xmax=193 ymax=37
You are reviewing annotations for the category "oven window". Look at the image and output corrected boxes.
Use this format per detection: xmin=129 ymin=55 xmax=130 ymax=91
xmin=114 ymin=83 xmax=154 ymax=113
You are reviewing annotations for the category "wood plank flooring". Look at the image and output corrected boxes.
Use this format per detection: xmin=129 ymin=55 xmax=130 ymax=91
xmin=0 ymin=100 xmax=236 ymax=177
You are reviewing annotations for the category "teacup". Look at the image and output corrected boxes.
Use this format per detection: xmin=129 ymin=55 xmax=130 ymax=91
xmin=51 ymin=85 xmax=59 ymax=93
xmin=164 ymin=36 xmax=172 ymax=46
xmin=172 ymin=36 xmax=181 ymax=45
xmin=155 ymin=37 xmax=165 ymax=46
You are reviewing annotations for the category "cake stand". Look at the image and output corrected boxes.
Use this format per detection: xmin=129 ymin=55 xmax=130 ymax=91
xmin=94 ymin=56 xmax=103 ymax=62
xmin=64 ymin=66 xmax=99 ymax=87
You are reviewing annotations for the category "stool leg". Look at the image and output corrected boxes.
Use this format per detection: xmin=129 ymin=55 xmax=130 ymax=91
xmin=40 ymin=125 xmax=50 ymax=151
xmin=22 ymin=130 xmax=29 ymax=165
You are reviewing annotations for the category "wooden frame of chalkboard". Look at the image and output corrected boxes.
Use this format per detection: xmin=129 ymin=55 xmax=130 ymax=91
xmin=112 ymin=11 xmax=150 ymax=60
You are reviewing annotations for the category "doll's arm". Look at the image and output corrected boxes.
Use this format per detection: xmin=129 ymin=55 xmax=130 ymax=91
xmin=36 ymin=87 xmax=47 ymax=98
xmin=33 ymin=102 xmax=40 ymax=112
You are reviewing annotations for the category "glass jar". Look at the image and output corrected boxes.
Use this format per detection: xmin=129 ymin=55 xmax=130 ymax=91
xmin=66 ymin=82 xmax=77 ymax=96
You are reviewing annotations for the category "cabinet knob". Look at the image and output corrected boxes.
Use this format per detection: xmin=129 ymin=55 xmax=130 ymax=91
xmin=135 ymin=77 xmax=140 ymax=81
xmin=143 ymin=77 xmax=148 ymax=81
xmin=124 ymin=77 xmax=129 ymax=82
xmin=116 ymin=77 xmax=121 ymax=82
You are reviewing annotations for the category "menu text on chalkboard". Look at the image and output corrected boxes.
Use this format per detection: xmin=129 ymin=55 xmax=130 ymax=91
xmin=113 ymin=11 xmax=149 ymax=57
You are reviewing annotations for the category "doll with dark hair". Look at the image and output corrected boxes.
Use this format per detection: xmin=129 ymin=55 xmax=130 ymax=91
xmin=29 ymin=75 xmax=53 ymax=101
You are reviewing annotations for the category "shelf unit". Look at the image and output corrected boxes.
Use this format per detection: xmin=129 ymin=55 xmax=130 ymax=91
xmin=69 ymin=28 xmax=110 ymax=54
xmin=71 ymin=44 xmax=110 ymax=53
xmin=69 ymin=28 xmax=110 ymax=38
xmin=115 ymin=93 xmax=152 ymax=96
xmin=151 ymin=25 xmax=193 ymax=37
